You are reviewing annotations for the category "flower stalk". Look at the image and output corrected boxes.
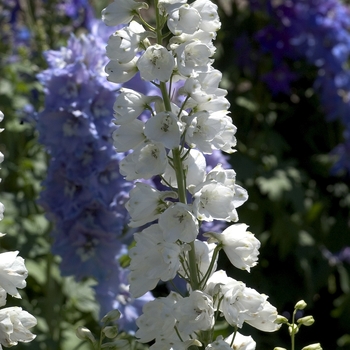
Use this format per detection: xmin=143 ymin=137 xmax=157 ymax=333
xmin=101 ymin=0 xmax=282 ymax=348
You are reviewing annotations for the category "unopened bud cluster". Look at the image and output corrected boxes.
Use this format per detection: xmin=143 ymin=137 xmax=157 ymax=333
xmin=276 ymin=300 xmax=322 ymax=350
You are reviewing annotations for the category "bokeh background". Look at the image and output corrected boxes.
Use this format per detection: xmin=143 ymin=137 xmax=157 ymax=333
xmin=0 ymin=0 xmax=349 ymax=349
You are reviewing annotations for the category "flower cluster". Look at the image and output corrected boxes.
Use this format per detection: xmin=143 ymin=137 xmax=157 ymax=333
xmin=249 ymin=0 xmax=350 ymax=176
xmin=102 ymin=0 xmax=280 ymax=348
xmin=0 ymin=111 xmax=37 ymax=348
xmin=35 ymin=19 xmax=154 ymax=332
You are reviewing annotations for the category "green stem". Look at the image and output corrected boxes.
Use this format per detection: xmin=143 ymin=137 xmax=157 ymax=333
xmin=291 ymin=310 xmax=296 ymax=350
xmin=200 ymin=246 xmax=221 ymax=288
xmin=153 ymin=0 xmax=200 ymax=291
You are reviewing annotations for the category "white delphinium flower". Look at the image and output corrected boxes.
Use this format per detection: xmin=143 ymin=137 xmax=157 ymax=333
xmin=169 ymin=30 xmax=217 ymax=57
xmin=206 ymin=333 xmax=256 ymax=350
xmin=126 ymin=182 xmax=177 ymax=227
xmin=113 ymin=88 xmax=159 ymax=124
xmin=205 ymin=336 xmax=232 ymax=350
xmin=175 ymin=290 xmax=215 ymax=334
xmin=191 ymin=0 xmax=221 ymax=33
xmin=106 ymin=21 xmax=151 ymax=64
xmin=119 ymin=142 xmax=168 ymax=180
xmin=144 ymin=111 xmax=182 ymax=149
xmin=205 ymin=164 xmax=236 ymax=189
xmin=180 ymin=76 xmax=210 ymax=104
xmin=193 ymin=95 xmax=230 ymax=113
xmin=157 ymin=0 xmax=187 ymax=15
xmin=211 ymin=113 xmax=238 ymax=153
xmin=136 ymin=292 xmax=178 ymax=343
xmin=225 ymin=332 xmax=256 ymax=350
xmin=184 ymin=111 xmax=222 ymax=153
xmin=105 ymin=57 xmax=138 ymax=83
xmin=158 ymin=202 xmax=198 ymax=243
xmin=205 ymin=223 xmax=260 ymax=272
xmin=0 ymin=251 xmax=28 ymax=299
xmin=222 ymin=286 xmax=268 ymax=328
xmin=196 ymin=69 xmax=227 ymax=95
xmin=192 ymin=181 xmax=239 ymax=222
xmin=245 ymin=298 xmax=281 ymax=332
xmin=167 ymin=4 xmax=201 ymax=35
xmin=129 ymin=224 xmax=182 ymax=297
xmin=175 ymin=40 xmax=213 ymax=78
xmin=178 ymin=240 xmax=217 ymax=283
xmin=0 ymin=307 xmax=37 ymax=347
xmin=102 ymin=0 xmax=148 ymax=26
xmin=204 ymin=270 xmax=245 ymax=321
xmin=205 ymin=270 xmax=279 ymax=330
xmin=162 ymin=148 xmax=207 ymax=189
xmin=184 ymin=111 xmax=237 ymax=154
xmin=137 ymin=44 xmax=175 ymax=82
xmin=112 ymin=119 xmax=146 ymax=152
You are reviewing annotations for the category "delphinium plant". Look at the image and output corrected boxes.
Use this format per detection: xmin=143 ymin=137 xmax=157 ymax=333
xmin=88 ymin=0 xmax=286 ymax=349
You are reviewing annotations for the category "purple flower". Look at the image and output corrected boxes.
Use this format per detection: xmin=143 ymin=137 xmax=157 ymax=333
xmin=246 ymin=0 xmax=350 ymax=175
xmin=35 ymin=18 xmax=155 ymax=332
xmin=94 ymin=268 xmax=154 ymax=334
xmin=330 ymin=135 xmax=350 ymax=177
xmin=261 ymin=62 xmax=299 ymax=95
xmin=56 ymin=0 xmax=95 ymax=31
xmin=51 ymin=213 xmax=127 ymax=281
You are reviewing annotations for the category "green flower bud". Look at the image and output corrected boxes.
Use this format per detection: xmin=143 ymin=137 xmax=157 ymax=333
xmin=297 ymin=315 xmax=315 ymax=326
xmin=275 ymin=315 xmax=289 ymax=324
xmin=288 ymin=324 xmax=299 ymax=336
xmin=274 ymin=348 xmax=288 ymax=350
xmin=101 ymin=309 xmax=121 ymax=324
xmin=103 ymin=326 xmax=119 ymax=339
xmin=301 ymin=343 xmax=323 ymax=350
xmin=75 ymin=326 xmax=96 ymax=344
xmin=295 ymin=300 xmax=307 ymax=310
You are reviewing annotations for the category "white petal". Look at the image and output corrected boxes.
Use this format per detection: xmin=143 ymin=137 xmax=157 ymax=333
xmin=144 ymin=111 xmax=181 ymax=149
xmin=105 ymin=58 xmax=138 ymax=84
xmin=137 ymin=45 xmax=175 ymax=82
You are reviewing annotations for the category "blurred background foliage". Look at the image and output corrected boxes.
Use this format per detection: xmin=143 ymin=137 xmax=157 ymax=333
xmin=0 ymin=0 xmax=349 ymax=349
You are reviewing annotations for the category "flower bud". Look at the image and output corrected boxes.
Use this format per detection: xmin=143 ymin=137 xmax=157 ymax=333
xmin=288 ymin=324 xmax=299 ymax=336
xmin=297 ymin=315 xmax=315 ymax=326
xmin=274 ymin=348 xmax=287 ymax=350
xmin=295 ymin=300 xmax=307 ymax=310
xmin=75 ymin=326 xmax=96 ymax=344
xmin=101 ymin=309 xmax=121 ymax=324
xmin=301 ymin=343 xmax=323 ymax=350
xmin=103 ymin=326 xmax=119 ymax=339
xmin=275 ymin=315 xmax=289 ymax=324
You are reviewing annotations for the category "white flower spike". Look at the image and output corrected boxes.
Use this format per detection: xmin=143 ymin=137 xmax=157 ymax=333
xmin=101 ymin=1 xmax=281 ymax=348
